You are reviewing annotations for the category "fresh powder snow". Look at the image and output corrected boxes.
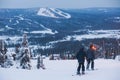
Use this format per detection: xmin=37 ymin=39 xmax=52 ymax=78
xmin=0 ymin=58 xmax=120 ymax=80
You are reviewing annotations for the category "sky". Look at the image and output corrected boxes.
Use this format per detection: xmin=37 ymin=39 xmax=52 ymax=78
xmin=0 ymin=0 xmax=120 ymax=8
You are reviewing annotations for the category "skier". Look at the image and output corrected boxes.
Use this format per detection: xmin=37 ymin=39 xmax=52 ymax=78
xmin=37 ymin=54 xmax=45 ymax=69
xmin=76 ymin=46 xmax=86 ymax=75
xmin=86 ymin=44 xmax=95 ymax=70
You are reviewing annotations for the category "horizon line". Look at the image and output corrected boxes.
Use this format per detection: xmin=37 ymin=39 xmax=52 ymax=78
xmin=0 ymin=6 xmax=120 ymax=9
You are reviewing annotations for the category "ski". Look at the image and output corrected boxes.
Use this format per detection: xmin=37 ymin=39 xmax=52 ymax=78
xmin=86 ymin=68 xmax=98 ymax=71
xmin=72 ymin=73 xmax=87 ymax=76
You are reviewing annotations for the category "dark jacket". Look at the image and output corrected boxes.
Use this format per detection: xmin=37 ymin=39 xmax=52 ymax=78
xmin=86 ymin=49 xmax=95 ymax=60
xmin=76 ymin=48 xmax=86 ymax=63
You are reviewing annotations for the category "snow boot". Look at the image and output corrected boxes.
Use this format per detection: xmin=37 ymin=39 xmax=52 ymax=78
xmin=77 ymin=72 xmax=80 ymax=75
xmin=91 ymin=68 xmax=94 ymax=70
xmin=82 ymin=71 xmax=85 ymax=75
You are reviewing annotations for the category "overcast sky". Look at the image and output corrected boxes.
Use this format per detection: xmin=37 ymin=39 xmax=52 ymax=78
xmin=0 ymin=0 xmax=120 ymax=8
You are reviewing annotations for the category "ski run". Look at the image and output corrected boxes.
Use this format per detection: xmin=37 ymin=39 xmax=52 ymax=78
xmin=0 ymin=57 xmax=120 ymax=80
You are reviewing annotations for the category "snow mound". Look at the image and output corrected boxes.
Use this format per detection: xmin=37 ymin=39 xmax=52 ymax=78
xmin=115 ymin=55 xmax=120 ymax=61
xmin=37 ymin=8 xmax=71 ymax=19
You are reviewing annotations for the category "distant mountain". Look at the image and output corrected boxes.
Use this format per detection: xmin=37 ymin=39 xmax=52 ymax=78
xmin=0 ymin=7 xmax=120 ymax=47
xmin=37 ymin=8 xmax=71 ymax=19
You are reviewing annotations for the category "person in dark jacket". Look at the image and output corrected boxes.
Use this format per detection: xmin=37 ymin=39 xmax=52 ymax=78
xmin=86 ymin=44 xmax=95 ymax=70
xmin=76 ymin=46 xmax=86 ymax=75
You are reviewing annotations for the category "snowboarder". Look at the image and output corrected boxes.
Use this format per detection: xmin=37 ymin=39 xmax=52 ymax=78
xmin=37 ymin=54 xmax=45 ymax=69
xmin=86 ymin=44 xmax=95 ymax=70
xmin=76 ymin=46 xmax=86 ymax=75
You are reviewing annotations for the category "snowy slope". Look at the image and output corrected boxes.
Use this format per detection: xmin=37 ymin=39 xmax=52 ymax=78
xmin=0 ymin=58 xmax=120 ymax=80
xmin=37 ymin=8 xmax=71 ymax=19
xmin=30 ymin=24 xmax=58 ymax=34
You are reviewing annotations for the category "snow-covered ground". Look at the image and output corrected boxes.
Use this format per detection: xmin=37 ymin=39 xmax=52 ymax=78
xmin=0 ymin=58 xmax=120 ymax=80
xmin=73 ymin=30 xmax=120 ymax=40
xmin=48 ymin=29 xmax=120 ymax=44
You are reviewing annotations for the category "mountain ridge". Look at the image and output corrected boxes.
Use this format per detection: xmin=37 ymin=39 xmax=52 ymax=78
xmin=0 ymin=7 xmax=120 ymax=47
xmin=37 ymin=7 xmax=71 ymax=19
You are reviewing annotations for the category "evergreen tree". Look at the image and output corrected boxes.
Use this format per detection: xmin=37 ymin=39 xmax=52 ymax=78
xmin=0 ymin=40 xmax=13 ymax=68
xmin=15 ymin=34 xmax=32 ymax=69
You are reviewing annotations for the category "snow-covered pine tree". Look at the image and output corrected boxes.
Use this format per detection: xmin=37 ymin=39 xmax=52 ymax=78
xmin=0 ymin=40 xmax=7 ymax=67
xmin=16 ymin=34 xmax=32 ymax=69
xmin=15 ymin=34 xmax=31 ymax=69
xmin=5 ymin=52 xmax=14 ymax=68
xmin=15 ymin=44 xmax=21 ymax=60
xmin=22 ymin=34 xmax=28 ymax=47
xmin=0 ymin=39 xmax=13 ymax=68
xmin=37 ymin=54 xmax=45 ymax=69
